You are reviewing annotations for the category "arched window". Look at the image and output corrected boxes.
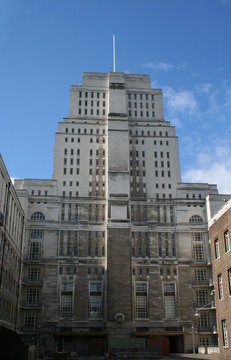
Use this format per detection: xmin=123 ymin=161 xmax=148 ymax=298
xmin=189 ymin=215 xmax=203 ymax=224
xmin=31 ymin=212 xmax=45 ymax=221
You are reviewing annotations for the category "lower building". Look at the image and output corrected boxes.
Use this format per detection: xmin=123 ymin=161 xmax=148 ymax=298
xmin=0 ymin=155 xmax=26 ymax=359
xmin=208 ymin=196 xmax=231 ymax=359
xmin=13 ymin=178 xmax=222 ymax=357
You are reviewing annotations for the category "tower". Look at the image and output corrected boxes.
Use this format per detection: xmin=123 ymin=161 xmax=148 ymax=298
xmin=14 ymin=72 xmax=219 ymax=355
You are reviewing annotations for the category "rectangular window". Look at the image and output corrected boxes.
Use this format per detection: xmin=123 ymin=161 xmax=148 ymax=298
xmin=228 ymin=268 xmax=231 ymax=295
xmin=214 ymin=239 xmax=220 ymax=259
xmin=26 ymin=288 xmax=40 ymax=304
xmin=193 ymin=244 xmax=204 ymax=261
xmin=193 ymin=233 xmax=203 ymax=241
xmin=195 ymin=269 xmax=206 ymax=285
xmin=222 ymin=320 xmax=228 ymax=347
xmin=28 ymin=268 xmax=40 ymax=281
xmin=60 ymin=293 xmax=72 ymax=317
xmin=198 ymin=312 xmax=210 ymax=330
xmin=164 ymin=283 xmax=176 ymax=318
xmin=224 ymin=231 xmax=230 ymax=252
xmin=31 ymin=230 xmax=42 ymax=239
xmin=196 ymin=290 xmax=208 ymax=305
xmin=218 ymin=274 xmax=224 ymax=299
xmin=25 ymin=312 xmax=37 ymax=329
xmin=136 ymin=282 xmax=148 ymax=318
xmin=89 ymin=282 xmax=103 ymax=319
xmin=29 ymin=242 xmax=41 ymax=260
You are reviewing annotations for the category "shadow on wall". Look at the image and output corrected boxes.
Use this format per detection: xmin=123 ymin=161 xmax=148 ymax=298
xmin=0 ymin=327 xmax=27 ymax=360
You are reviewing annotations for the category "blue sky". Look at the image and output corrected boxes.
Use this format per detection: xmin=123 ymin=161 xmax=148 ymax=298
xmin=1 ymin=0 xmax=231 ymax=193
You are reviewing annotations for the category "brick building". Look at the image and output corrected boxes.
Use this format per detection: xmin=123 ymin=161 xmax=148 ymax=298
xmin=208 ymin=197 xmax=231 ymax=359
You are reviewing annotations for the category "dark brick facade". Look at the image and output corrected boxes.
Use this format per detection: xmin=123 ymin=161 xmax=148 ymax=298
xmin=209 ymin=202 xmax=231 ymax=360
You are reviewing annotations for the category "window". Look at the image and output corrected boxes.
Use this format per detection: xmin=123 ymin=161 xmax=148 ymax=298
xmin=193 ymin=244 xmax=204 ymax=261
xmin=60 ymin=293 xmax=72 ymax=317
xmin=29 ymin=242 xmax=41 ymax=260
xmin=190 ymin=215 xmax=203 ymax=224
xmin=224 ymin=231 xmax=230 ymax=252
xmin=136 ymin=282 xmax=147 ymax=318
xmin=164 ymin=283 xmax=176 ymax=318
xmin=31 ymin=230 xmax=42 ymax=239
xmin=228 ymin=268 xmax=231 ymax=295
xmin=26 ymin=288 xmax=40 ymax=304
xmin=31 ymin=212 xmax=45 ymax=221
xmin=222 ymin=320 xmax=228 ymax=347
xmin=193 ymin=233 xmax=202 ymax=241
xmin=28 ymin=268 xmax=40 ymax=281
xmin=196 ymin=290 xmax=208 ymax=305
xmin=218 ymin=274 xmax=224 ymax=300
xmin=214 ymin=239 xmax=220 ymax=259
xmin=195 ymin=269 xmax=206 ymax=285
xmin=25 ymin=312 xmax=37 ymax=329
xmin=89 ymin=282 xmax=103 ymax=318
xmin=198 ymin=312 xmax=210 ymax=330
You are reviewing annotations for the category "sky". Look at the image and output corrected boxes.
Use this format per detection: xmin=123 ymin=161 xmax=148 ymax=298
xmin=1 ymin=0 xmax=231 ymax=193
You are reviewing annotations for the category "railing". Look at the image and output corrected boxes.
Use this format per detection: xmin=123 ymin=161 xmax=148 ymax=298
xmin=21 ymin=278 xmax=43 ymax=286
xmin=194 ymin=301 xmax=216 ymax=311
xmin=192 ymin=280 xmax=208 ymax=286
xmin=21 ymin=302 xmax=42 ymax=309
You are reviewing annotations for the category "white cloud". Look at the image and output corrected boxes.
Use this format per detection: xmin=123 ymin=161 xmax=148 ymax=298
xmin=144 ymin=62 xmax=174 ymax=71
xmin=168 ymin=117 xmax=183 ymax=129
xmin=195 ymin=83 xmax=212 ymax=94
xmin=183 ymin=164 xmax=231 ymax=194
xmin=182 ymin=142 xmax=231 ymax=194
xmin=151 ymin=80 xmax=160 ymax=89
xmin=164 ymin=86 xmax=198 ymax=115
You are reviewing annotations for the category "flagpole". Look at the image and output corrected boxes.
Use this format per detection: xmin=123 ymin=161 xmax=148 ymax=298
xmin=113 ymin=34 xmax=116 ymax=72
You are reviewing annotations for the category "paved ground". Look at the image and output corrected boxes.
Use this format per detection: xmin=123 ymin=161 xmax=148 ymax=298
xmin=163 ymin=354 xmax=212 ymax=360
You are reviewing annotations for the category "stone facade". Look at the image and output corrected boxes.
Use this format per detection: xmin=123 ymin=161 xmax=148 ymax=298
xmin=9 ymin=72 xmax=228 ymax=356
xmin=208 ymin=197 xmax=231 ymax=359
xmin=0 ymin=155 xmax=25 ymax=332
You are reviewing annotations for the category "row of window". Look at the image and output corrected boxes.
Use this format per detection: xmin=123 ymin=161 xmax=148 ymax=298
xmin=78 ymin=108 xmax=106 ymax=116
xmin=130 ymin=160 xmax=171 ymax=168
xmin=79 ymin=91 xmax=106 ymax=99
xmin=63 ymin=148 xmax=105 ymax=156
xmin=63 ymin=181 xmax=79 ymax=187
xmin=186 ymin=193 xmax=203 ymax=200
xmin=63 ymin=127 xmax=169 ymax=137
xmin=130 ymin=139 xmax=169 ymax=145
xmin=65 ymin=127 xmax=106 ymax=135
xmin=63 ymin=168 xmax=106 ymax=176
xmin=31 ymin=190 xmax=48 ymax=196
xmin=78 ymin=100 xmax=106 ymax=107
xmin=62 ymin=191 xmax=80 ymax=197
xmin=59 ymin=244 xmax=105 ymax=257
xmin=128 ymin=94 xmax=155 ymax=101
xmin=128 ymin=110 xmax=155 ymax=118
xmin=64 ymin=136 xmax=106 ymax=143
xmin=130 ymin=130 xmax=168 ymax=137
xmin=128 ymin=101 xmax=155 ymax=109
xmin=130 ymin=170 xmax=172 ymax=178
xmin=131 ymin=246 xmax=176 ymax=258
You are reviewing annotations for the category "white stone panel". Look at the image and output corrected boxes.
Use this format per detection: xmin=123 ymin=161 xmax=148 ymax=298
xmin=111 ymin=205 xmax=127 ymax=220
